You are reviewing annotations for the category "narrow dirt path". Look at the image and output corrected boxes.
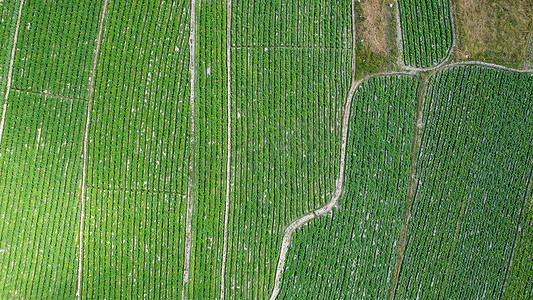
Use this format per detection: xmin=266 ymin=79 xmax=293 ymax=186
xmin=219 ymin=0 xmax=232 ymax=299
xmin=268 ymin=2 xmax=358 ymax=298
xmin=0 ymin=0 xmax=24 ymax=147
xmin=388 ymin=73 xmax=428 ymax=300
xmin=76 ymin=0 xmax=109 ymax=298
xmin=182 ymin=0 xmax=198 ymax=298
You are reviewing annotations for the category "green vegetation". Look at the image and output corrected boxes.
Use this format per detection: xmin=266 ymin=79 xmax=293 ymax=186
xmin=84 ymin=0 xmax=191 ymax=297
xmin=504 ymin=188 xmax=533 ymax=298
xmin=0 ymin=0 xmax=18 ymax=93
xmin=280 ymin=75 xmax=418 ymax=299
xmin=11 ymin=0 xmax=104 ymax=98
xmin=1 ymin=0 xmax=532 ymax=298
xmin=398 ymin=0 xmax=453 ymax=68
xmin=396 ymin=66 xmax=533 ymax=298
xmin=224 ymin=1 xmax=352 ymax=298
xmin=0 ymin=92 xmax=85 ymax=298
xmin=188 ymin=1 xmax=228 ymax=298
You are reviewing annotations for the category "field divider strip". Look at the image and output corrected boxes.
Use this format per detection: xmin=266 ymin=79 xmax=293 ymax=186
xmin=388 ymin=75 xmax=428 ymax=300
xmin=182 ymin=0 xmax=198 ymax=298
xmin=220 ymin=0 xmax=232 ymax=299
xmin=0 ymin=0 xmax=24 ymax=147
xmin=269 ymin=1 xmax=358 ymax=298
xmin=76 ymin=0 xmax=109 ymax=297
xmin=231 ymin=46 xmax=351 ymax=51
xmin=11 ymin=88 xmax=81 ymax=102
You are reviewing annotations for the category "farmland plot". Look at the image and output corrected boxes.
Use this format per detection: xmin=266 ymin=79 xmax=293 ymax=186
xmin=504 ymin=189 xmax=533 ymax=298
xmin=279 ymin=75 xmax=418 ymax=299
xmin=0 ymin=0 xmax=18 ymax=90
xmin=83 ymin=0 xmax=192 ymax=297
xmin=397 ymin=0 xmax=453 ymax=68
xmin=188 ymin=1 xmax=229 ymax=298
xmin=10 ymin=0 xmax=104 ymax=98
xmin=0 ymin=92 xmax=86 ymax=298
xmin=222 ymin=1 xmax=352 ymax=298
xmin=396 ymin=66 xmax=533 ymax=299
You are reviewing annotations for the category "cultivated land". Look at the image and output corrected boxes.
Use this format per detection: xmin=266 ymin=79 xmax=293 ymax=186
xmin=0 ymin=0 xmax=532 ymax=299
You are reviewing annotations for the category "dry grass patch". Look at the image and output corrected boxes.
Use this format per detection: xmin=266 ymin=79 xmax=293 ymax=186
xmin=453 ymin=0 xmax=533 ymax=67
xmin=360 ymin=0 xmax=391 ymax=55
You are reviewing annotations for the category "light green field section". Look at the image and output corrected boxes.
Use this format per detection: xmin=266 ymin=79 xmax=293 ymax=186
xmin=83 ymin=0 xmax=191 ymax=297
xmin=279 ymin=75 xmax=418 ymax=299
xmin=10 ymin=0 xmax=104 ymax=98
xmin=224 ymin=2 xmax=352 ymax=298
xmin=0 ymin=0 xmax=18 ymax=93
xmin=83 ymin=189 xmax=187 ymax=298
xmin=396 ymin=66 xmax=533 ymax=298
xmin=0 ymin=92 xmax=85 ymax=298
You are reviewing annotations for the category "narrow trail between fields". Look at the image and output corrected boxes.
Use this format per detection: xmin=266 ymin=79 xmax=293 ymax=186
xmin=0 ymin=0 xmax=24 ymax=149
xmin=220 ymin=0 xmax=232 ymax=299
xmin=268 ymin=1 xmax=533 ymax=295
xmin=182 ymin=0 xmax=198 ymax=298
xmin=269 ymin=1 xmax=358 ymax=298
xmin=76 ymin=0 xmax=109 ymax=298
xmin=388 ymin=74 xmax=428 ymax=300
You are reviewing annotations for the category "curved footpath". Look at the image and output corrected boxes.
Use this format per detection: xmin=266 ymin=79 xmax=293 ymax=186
xmin=269 ymin=17 xmax=533 ymax=298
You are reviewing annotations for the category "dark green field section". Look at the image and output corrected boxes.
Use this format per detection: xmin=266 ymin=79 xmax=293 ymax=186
xmin=0 ymin=92 xmax=85 ymax=298
xmin=10 ymin=0 xmax=104 ymax=98
xmin=84 ymin=0 xmax=191 ymax=298
xmin=398 ymin=0 xmax=453 ymax=68
xmin=280 ymin=75 xmax=418 ymax=299
xmin=396 ymin=66 xmax=533 ymax=298
xmin=223 ymin=1 xmax=352 ymax=298
xmin=504 ymin=189 xmax=533 ymax=299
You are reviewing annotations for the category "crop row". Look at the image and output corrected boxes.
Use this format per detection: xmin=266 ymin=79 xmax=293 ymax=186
xmin=280 ymin=75 xmax=418 ymax=298
xmin=398 ymin=0 xmax=453 ymax=68
xmin=396 ymin=66 xmax=533 ymax=298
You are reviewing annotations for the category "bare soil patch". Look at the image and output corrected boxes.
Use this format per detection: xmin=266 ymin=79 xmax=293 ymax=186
xmin=360 ymin=0 xmax=391 ymax=55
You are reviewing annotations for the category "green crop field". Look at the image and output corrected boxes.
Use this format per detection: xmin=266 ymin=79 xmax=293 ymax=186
xmin=0 ymin=0 xmax=531 ymax=299
xmin=397 ymin=0 xmax=453 ymax=68
xmin=396 ymin=65 xmax=533 ymax=299
xmin=279 ymin=75 xmax=418 ymax=299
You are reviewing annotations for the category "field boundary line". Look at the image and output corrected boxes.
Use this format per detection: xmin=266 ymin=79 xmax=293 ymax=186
xmin=220 ymin=0 xmax=232 ymax=299
xmin=388 ymin=74 xmax=428 ymax=300
xmin=0 ymin=0 xmax=24 ymax=148
xmin=182 ymin=0 xmax=198 ymax=298
xmin=231 ymin=46 xmax=351 ymax=51
xmin=76 ymin=0 xmax=109 ymax=297
xmin=11 ymin=88 xmax=80 ymax=102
